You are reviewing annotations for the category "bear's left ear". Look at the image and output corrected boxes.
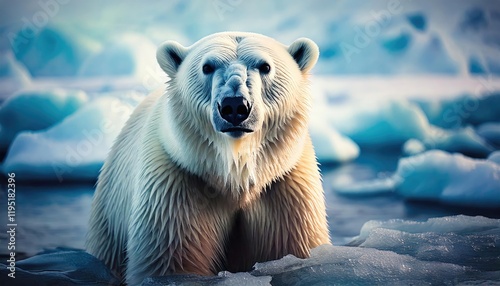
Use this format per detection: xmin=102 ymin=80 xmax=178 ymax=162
xmin=288 ymin=38 xmax=319 ymax=74
xmin=156 ymin=40 xmax=189 ymax=78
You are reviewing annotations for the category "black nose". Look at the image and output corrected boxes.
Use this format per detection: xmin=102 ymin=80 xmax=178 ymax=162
xmin=218 ymin=97 xmax=251 ymax=126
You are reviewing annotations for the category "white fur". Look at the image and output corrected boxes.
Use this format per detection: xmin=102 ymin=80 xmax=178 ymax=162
xmin=86 ymin=32 xmax=329 ymax=285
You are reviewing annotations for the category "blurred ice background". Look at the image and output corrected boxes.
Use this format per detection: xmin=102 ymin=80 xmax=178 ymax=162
xmin=0 ymin=0 xmax=499 ymax=284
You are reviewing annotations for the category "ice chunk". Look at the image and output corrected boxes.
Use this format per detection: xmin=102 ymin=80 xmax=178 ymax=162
xmin=78 ymin=33 xmax=157 ymax=79
xmin=415 ymin=125 xmax=494 ymax=157
xmin=0 ymin=89 xmax=87 ymax=153
xmin=415 ymin=92 xmax=500 ymax=129
xmin=459 ymin=7 xmax=488 ymax=32
xmin=0 ymin=52 xmax=31 ymax=99
xmin=329 ymin=99 xmax=429 ymax=148
xmin=0 ymin=52 xmax=30 ymax=81
xmin=309 ymin=123 xmax=359 ymax=163
xmin=468 ymin=55 xmax=486 ymax=74
xmin=488 ymin=151 xmax=500 ymax=165
xmin=316 ymin=15 xmax=460 ymax=74
xmin=380 ymin=32 xmax=411 ymax=53
xmin=477 ymin=122 xmax=500 ymax=147
xmin=402 ymin=138 xmax=426 ymax=155
xmin=327 ymin=98 xmax=493 ymax=156
xmin=350 ymin=215 xmax=500 ymax=271
xmin=395 ymin=150 xmax=500 ymax=207
xmin=11 ymin=26 xmax=97 ymax=77
xmin=143 ymin=272 xmax=271 ymax=286
xmin=1 ymin=97 xmax=133 ymax=181
xmin=426 ymin=126 xmax=493 ymax=155
xmin=253 ymin=246 xmax=470 ymax=285
xmin=333 ymin=150 xmax=500 ymax=207
xmin=0 ymin=249 xmax=119 ymax=285
xmin=415 ymin=34 xmax=459 ymax=74
xmin=251 ymin=215 xmax=500 ymax=285
xmin=406 ymin=13 xmax=427 ymax=32
xmin=334 ymin=177 xmax=395 ymax=196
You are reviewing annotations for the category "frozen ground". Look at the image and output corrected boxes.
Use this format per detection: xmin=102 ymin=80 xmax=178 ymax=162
xmin=1 ymin=190 xmax=499 ymax=285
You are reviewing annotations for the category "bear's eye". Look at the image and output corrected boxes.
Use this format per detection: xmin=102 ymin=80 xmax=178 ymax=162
xmin=258 ymin=63 xmax=271 ymax=74
xmin=202 ymin=64 xmax=214 ymax=74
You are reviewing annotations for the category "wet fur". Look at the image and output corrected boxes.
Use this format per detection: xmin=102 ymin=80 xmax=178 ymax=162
xmin=86 ymin=32 xmax=330 ymax=285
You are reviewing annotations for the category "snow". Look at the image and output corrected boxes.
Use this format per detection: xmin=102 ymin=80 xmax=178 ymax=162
xmin=402 ymin=138 xmax=426 ymax=155
xmin=321 ymin=96 xmax=494 ymax=156
xmin=327 ymin=99 xmax=428 ymax=148
xmin=1 ymin=97 xmax=133 ymax=181
xmin=334 ymin=150 xmax=500 ymax=208
xmin=395 ymin=150 xmax=500 ymax=207
xmin=0 ymin=88 xmax=87 ymax=153
xmin=252 ymin=245 xmax=489 ymax=285
xmin=309 ymin=123 xmax=359 ymax=163
xmin=349 ymin=215 xmax=500 ymax=271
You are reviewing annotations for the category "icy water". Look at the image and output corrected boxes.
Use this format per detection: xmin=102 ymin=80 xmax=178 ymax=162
xmin=1 ymin=151 xmax=499 ymax=257
xmin=323 ymin=151 xmax=500 ymax=245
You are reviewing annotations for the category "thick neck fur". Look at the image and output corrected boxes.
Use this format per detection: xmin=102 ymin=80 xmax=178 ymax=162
xmin=157 ymin=82 xmax=311 ymax=206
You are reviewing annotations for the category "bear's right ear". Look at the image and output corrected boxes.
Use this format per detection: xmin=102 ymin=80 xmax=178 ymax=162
xmin=288 ymin=38 xmax=319 ymax=74
xmin=156 ymin=41 xmax=188 ymax=77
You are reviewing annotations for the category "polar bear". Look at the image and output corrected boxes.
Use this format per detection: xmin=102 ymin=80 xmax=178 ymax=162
xmin=86 ymin=32 xmax=330 ymax=285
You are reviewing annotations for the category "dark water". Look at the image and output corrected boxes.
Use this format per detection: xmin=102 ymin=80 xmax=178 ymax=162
xmin=1 ymin=151 xmax=498 ymax=256
xmin=0 ymin=184 xmax=93 ymax=258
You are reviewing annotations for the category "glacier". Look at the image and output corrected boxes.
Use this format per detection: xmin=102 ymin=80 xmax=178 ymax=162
xmin=1 ymin=1 xmax=499 ymax=76
xmin=0 ymin=88 xmax=87 ymax=154
xmin=395 ymin=150 xmax=500 ymax=207
xmin=1 ymin=97 xmax=132 ymax=181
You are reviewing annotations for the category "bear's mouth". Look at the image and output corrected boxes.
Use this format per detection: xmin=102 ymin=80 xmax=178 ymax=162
xmin=221 ymin=127 xmax=253 ymax=133
xmin=221 ymin=127 xmax=254 ymax=138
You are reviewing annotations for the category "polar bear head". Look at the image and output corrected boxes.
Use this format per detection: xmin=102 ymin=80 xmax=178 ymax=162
xmin=156 ymin=32 xmax=319 ymax=198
